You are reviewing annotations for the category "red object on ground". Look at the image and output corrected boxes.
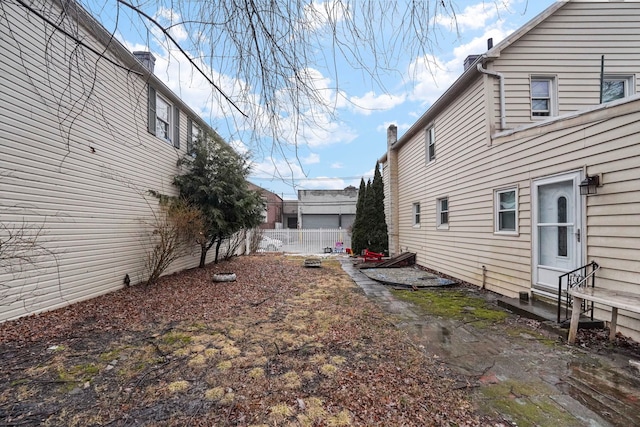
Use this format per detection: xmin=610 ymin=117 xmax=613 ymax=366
xmin=363 ymin=249 xmax=384 ymax=262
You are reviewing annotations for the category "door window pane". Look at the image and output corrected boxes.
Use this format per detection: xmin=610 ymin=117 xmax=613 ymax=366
xmin=557 ymin=197 xmax=567 ymax=257
xmin=537 ymin=181 xmax=574 ymax=267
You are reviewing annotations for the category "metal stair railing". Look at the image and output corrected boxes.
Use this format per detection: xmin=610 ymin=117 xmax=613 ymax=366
xmin=557 ymin=261 xmax=600 ymax=324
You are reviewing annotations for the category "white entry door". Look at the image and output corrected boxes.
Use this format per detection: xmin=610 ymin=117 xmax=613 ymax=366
xmin=532 ymin=172 xmax=583 ymax=296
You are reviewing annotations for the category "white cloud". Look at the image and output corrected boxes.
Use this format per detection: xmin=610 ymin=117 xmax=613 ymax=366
xmin=155 ymin=7 xmax=188 ymax=42
xmin=407 ymin=22 xmax=515 ymax=105
xmin=298 ymin=177 xmax=347 ymax=190
xmin=396 ymin=122 xmax=412 ymax=133
xmin=451 ymin=25 xmax=513 ymax=60
xmin=330 ymin=162 xmax=343 ymax=169
xmin=229 ymin=139 xmax=249 ymax=155
xmin=360 ymin=168 xmax=375 ymax=182
xmin=223 ymin=67 xmax=358 ymax=149
xmin=436 ymin=0 xmax=514 ymax=32
xmin=251 ymin=156 xmax=308 ymax=182
xmin=348 ymin=92 xmax=406 ymax=115
xmin=301 ymin=1 xmax=349 ymax=32
xmin=302 ymin=153 xmax=320 ymax=164
xmin=407 ymin=54 xmax=458 ymax=105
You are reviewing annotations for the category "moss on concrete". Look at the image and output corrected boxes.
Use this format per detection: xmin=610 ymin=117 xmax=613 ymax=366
xmin=477 ymin=380 xmax=582 ymax=427
xmin=504 ymin=326 xmax=559 ymax=347
xmin=390 ymin=289 xmax=508 ymax=327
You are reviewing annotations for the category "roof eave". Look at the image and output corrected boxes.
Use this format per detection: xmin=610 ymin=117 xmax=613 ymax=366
xmin=60 ymin=0 xmax=216 ymax=134
xmin=392 ymin=61 xmax=482 ymax=151
xmin=387 ymin=1 xmax=570 ymax=155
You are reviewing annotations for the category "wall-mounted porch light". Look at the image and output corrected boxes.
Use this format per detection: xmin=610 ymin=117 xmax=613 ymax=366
xmin=579 ymin=174 xmax=600 ymax=195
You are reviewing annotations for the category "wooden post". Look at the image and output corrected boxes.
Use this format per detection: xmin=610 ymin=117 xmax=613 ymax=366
xmin=609 ymin=307 xmax=618 ymax=341
xmin=568 ymin=295 xmax=583 ymax=344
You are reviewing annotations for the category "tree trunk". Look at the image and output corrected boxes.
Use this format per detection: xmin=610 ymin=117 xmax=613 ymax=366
xmin=214 ymin=237 xmax=223 ymax=264
xmin=199 ymin=244 xmax=208 ymax=268
xmin=199 ymin=238 xmax=217 ymax=268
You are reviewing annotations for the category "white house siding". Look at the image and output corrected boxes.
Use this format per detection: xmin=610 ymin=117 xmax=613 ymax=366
xmin=391 ymin=82 xmax=640 ymax=339
xmin=382 ymin=156 xmax=399 ymax=255
xmin=0 ymin=1 xmax=219 ymax=321
xmin=492 ymin=97 xmax=640 ymax=340
xmin=393 ymin=78 xmax=529 ymax=292
xmin=491 ymin=1 xmax=640 ymax=131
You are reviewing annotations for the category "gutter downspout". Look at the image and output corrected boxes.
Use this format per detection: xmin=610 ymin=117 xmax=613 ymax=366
xmin=477 ymin=62 xmax=506 ymax=130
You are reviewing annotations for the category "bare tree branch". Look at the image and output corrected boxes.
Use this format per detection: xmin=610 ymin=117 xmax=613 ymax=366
xmin=116 ymin=0 xmax=248 ymax=118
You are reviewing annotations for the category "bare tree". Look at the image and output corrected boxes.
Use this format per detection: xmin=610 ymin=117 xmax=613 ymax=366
xmin=110 ymin=0 xmax=457 ymax=158
xmin=0 ymin=214 xmax=60 ymax=308
xmin=142 ymin=197 xmax=204 ymax=285
xmin=8 ymin=0 xmax=469 ymax=173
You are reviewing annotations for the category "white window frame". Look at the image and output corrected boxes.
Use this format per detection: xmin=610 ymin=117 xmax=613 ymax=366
xmin=187 ymin=118 xmax=201 ymax=154
xmin=602 ymin=75 xmax=635 ymax=103
xmin=494 ymin=187 xmax=518 ymax=235
xmin=530 ymin=76 xmax=556 ymax=118
xmin=156 ymin=95 xmax=172 ymax=142
xmin=426 ymin=126 xmax=435 ymax=163
xmin=412 ymin=203 xmax=421 ymax=227
xmin=436 ymin=197 xmax=449 ymax=230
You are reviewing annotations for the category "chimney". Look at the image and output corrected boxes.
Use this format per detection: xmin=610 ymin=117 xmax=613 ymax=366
xmin=133 ymin=51 xmax=156 ymax=73
xmin=387 ymin=124 xmax=397 ymax=147
xmin=463 ymin=55 xmax=480 ymax=71
xmin=487 ymin=38 xmax=494 ymax=50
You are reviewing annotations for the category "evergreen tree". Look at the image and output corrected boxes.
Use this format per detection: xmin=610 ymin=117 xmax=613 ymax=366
xmin=351 ymin=178 xmax=367 ymax=254
xmin=369 ymin=162 xmax=388 ymax=253
xmin=351 ymin=163 xmax=389 ymax=255
xmin=173 ymin=133 xmax=264 ymax=267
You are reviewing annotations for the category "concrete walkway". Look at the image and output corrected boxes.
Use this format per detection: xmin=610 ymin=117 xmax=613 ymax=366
xmin=340 ymin=260 xmax=640 ymax=427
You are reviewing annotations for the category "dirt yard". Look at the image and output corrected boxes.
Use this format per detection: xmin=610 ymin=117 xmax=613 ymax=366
xmin=0 ymin=255 xmax=503 ymax=426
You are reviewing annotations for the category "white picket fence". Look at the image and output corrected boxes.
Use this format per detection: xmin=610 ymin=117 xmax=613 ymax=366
xmin=259 ymin=228 xmax=351 ymax=255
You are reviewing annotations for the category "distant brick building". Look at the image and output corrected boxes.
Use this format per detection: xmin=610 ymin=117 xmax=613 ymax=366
xmin=248 ymin=184 xmax=283 ymax=229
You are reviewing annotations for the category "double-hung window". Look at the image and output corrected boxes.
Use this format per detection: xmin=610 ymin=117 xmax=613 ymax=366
xmin=426 ymin=126 xmax=435 ymax=163
xmin=148 ymin=85 xmax=180 ymax=148
xmin=531 ymin=77 xmax=555 ymax=118
xmin=602 ymin=75 xmax=634 ymax=103
xmin=495 ymin=188 xmax=518 ymax=233
xmin=187 ymin=118 xmax=201 ymax=154
xmin=156 ymin=96 xmax=171 ymax=140
xmin=437 ymin=197 xmax=449 ymax=229
xmin=412 ymin=203 xmax=421 ymax=227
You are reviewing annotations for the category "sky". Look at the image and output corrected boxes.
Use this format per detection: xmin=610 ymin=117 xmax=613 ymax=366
xmin=84 ymin=0 xmax=556 ymax=200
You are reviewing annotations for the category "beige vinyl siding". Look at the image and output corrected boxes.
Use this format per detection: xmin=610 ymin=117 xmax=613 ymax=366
xmin=493 ymin=1 xmax=640 ymax=129
xmin=382 ymin=160 xmax=399 ymax=255
xmin=493 ymin=98 xmax=640 ymax=339
xmin=396 ymin=129 xmax=427 ymax=253
xmin=387 ymin=1 xmax=640 ymax=340
xmin=394 ymin=91 xmax=640 ymax=338
xmin=0 ymin=1 xmax=221 ymax=321
xmin=427 ymin=78 xmax=532 ymax=295
xmin=394 ymin=77 xmax=533 ymax=293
